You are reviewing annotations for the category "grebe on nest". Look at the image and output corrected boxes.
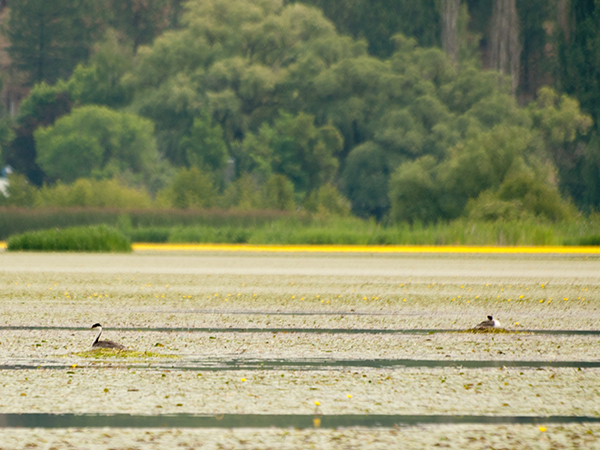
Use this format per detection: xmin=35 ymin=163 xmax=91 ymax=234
xmin=91 ymin=323 xmax=126 ymax=350
xmin=475 ymin=315 xmax=501 ymax=329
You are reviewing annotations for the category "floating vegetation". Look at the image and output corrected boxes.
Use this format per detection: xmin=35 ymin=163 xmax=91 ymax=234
xmin=460 ymin=328 xmax=518 ymax=334
xmin=74 ymin=349 xmax=177 ymax=359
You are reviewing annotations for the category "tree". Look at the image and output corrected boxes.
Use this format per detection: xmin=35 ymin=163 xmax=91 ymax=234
xmin=262 ymin=174 xmax=296 ymax=210
xmin=527 ymin=86 xmax=593 ymax=206
xmin=289 ymin=0 xmax=439 ymax=58
xmin=67 ymin=29 xmax=135 ymax=108
xmin=389 ymin=156 xmax=442 ymax=223
xmin=4 ymin=82 xmax=73 ymax=185
xmin=6 ymin=0 xmax=104 ymax=85
xmin=304 ymin=183 xmax=351 ymax=216
xmin=34 ymin=105 xmax=160 ymax=185
xmin=558 ymin=0 xmax=600 ymax=130
xmin=440 ymin=0 xmax=461 ymax=63
xmin=180 ymin=111 xmax=229 ymax=173
xmin=489 ymin=0 xmax=521 ymax=95
xmin=127 ymin=0 xmax=349 ymax=166
xmin=466 ymin=167 xmax=575 ymax=222
xmin=342 ymin=142 xmax=390 ymax=218
xmin=157 ymin=166 xmax=216 ymax=209
xmin=105 ymin=0 xmax=180 ymax=51
xmin=269 ymin=113 xmax=341 ymax=195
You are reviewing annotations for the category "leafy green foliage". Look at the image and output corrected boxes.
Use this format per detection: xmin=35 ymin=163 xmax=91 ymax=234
xmin=389 ymin=156 xmax=441 ymax=224
xmin=5 ymin=0 xmax=597 ymax=225
xmin=5 ymin=82 xmax=73 ymax=185
xmin=156 ymin=167 xmax=217 ymax=209
xmin=219 ymin=173 xmax=263 ymax=210
xmin=239 ymin=113 xmax=341 ymax=194
xmin=7 ymin=225 xmax=132 ymax=252
xmin=180 ymin=112 xmax=229 ymax=172
xmin=289 ymin=0 xmax=439 ymax=58
xmin=0 ymin=174 xmax=38 ymax=207
xmin=34 ymin=106 xmax=160 ymax=185
xmin=68 ymin=30 xmax=135 ymax=108
xmin=303 ymin=183 xmax=351 ymax=217
xmin=35 ymin=178 xmax=153 ymax=208
xmin=558 ymin=0 xmax=600 ymax=130
xmin=342 ymin=142 xmax=390 ymax=218
xmin=104 ymin=0 xmax=179 ymax=50
xmin=261 ymin=174 xmax=296 ymax=211
xmin=6 ymin=0 xmax=103 ymax=85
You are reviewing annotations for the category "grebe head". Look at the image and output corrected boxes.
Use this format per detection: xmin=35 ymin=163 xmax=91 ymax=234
xmin=91 ymin=323 xmax=102 ymax=329
xmin=487 ymin=315 xmax=493 ymax=320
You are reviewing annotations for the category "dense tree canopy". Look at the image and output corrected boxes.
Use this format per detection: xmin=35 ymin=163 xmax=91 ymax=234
xmin=6 ymin=0 xmax=103 ymax=85
xmin=34 ymin=105 xmax=160 ymax=186
xmin=2 ymin=0 xmax=598 ymax=221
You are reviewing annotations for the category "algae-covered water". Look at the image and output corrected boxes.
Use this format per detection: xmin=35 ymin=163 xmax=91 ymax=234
xmin=0 ymin=251 xmax=599 ymax=448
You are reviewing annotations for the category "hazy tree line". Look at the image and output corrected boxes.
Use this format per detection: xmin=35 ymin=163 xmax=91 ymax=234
xmin=0 ymin=0 xmax=598 ymax=223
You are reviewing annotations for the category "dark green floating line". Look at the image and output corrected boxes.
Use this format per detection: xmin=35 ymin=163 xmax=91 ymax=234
xmin=1 ymin=326 xmax=599 ymax=336
xmin=1 ymin=413 xmax=599 ymax=429
xmin=1 ymin=358 xmax=600 ymax=371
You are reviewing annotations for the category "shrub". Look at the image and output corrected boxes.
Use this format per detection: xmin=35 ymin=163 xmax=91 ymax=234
xmin=304 ymin=184 xmax=351 ymax=217
xmin=7 ymin=225 xmax=132 ymax=252
xmin=0 ymin=174 xmax=37 ymax=207
xmin=35 ymin=178 xmax=153 ymax=208
xmin=156 ymin=167 xmax=217 ymax=209
xmin=262 ymin=174 xmax=295 ymax=211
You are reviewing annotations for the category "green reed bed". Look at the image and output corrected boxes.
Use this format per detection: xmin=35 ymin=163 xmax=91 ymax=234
xmin=120 ymin=217 xmax=600 ymax=246
xmin=246 ymin=217 xmax=600 ymax=246
xmin=7 ymin=225 xmax=132 ymax=252
xmin=0 ymin=207 xmax=289 ymax=240
xmin=4 ymin=208 xmax=600 ymax=246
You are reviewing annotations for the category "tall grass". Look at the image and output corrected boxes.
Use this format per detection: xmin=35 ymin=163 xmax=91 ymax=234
xmin=0 ymin=207 xmax=290 ymax=239
xmin=124 ymin=216 xmax=600 ymax=246
xmin=7 ymin=225 xmax=132 ymax=252
xmin=3 ymin=207 xmax=600 ymax=246
xmin=246 ymin=217 xmax=574 ymax=246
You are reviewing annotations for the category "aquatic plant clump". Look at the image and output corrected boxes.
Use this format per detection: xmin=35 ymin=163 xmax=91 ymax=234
xmin=6 ymin=225 xmax=132 ymax=252
xmin=461 ymin=328 xmax=517 ymax=334
xmin=74 ymin=349 xmax=176 ymax=359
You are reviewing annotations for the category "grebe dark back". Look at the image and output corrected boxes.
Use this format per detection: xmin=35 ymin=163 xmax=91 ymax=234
xmin=91 ymin=323 xmax=126 ymax=350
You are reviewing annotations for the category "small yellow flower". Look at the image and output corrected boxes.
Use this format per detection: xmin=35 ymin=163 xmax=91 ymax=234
xmin=314 ymin=401 xmax=320 ymax=406
xmin=347 ymin=394 xmax=352 ymax=399
xmin=539 ymin=426 xmax=547 ymax=432
xmin=241 ymin=378 xmax=246 ymax=382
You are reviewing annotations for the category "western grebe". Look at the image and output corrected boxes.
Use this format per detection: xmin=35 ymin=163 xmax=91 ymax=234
xmin=91 ymin=323 xmax=126 ymax=350
xmin=475 ymin=315 xmax=501 ymax=329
